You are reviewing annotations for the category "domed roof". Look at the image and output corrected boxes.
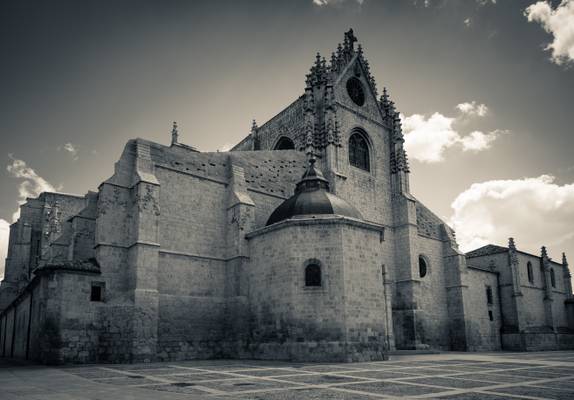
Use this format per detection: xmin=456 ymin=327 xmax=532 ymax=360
xmin=266 ymin=159 xmax=362 ymax=226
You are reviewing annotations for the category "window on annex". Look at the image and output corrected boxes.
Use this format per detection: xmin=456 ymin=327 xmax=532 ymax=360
xmin=305 ymin=264 xmax=322 ymax=287
xmin=349 ymin=131 xmax=370 ymax=171
xmin=274 ymin=137 xmax=295 ymax=150
xmin=486 ymin=286 xmax=493 ymax=304
xmin=527 ymin=261 xmax=534 ymax=283
xmin=419 ymin=256 xmax=428 ymax=278
xmin=91 ymin=282 xmax=105 ymax=302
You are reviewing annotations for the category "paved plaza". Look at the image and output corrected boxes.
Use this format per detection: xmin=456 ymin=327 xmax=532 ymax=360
xmin=2 ymin=351 xmax=574 ymax=399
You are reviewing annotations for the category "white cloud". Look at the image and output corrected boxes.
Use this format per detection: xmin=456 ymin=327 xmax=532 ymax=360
xmin=477 ymin=0 xmax=497 ymax=6
xmin=450 ymin=175 xmax=574 ymax=259
xmin=525 ymin=0 xmax=574 ymax=66
xmin=403 ymin=113 xmax=459 ymax=163
xmin=456 ymin=101 xmax=488 ymax=117
xmin=460 ymin=129 xmax=507 ymax=152
xmin=6 ymin=156 xmax=57 ymax=221
xmin=58 ymin=142 xmax=79 ymax=160
xmin=313 ymin=0 xmax=364 ymax=6
xmin=464 ymin=18 xmax=472 ymax=28
xmin=0 ymin=219 xmax=9 ymax=280
xmin=402 ymin=102 xmax=505 ymax=163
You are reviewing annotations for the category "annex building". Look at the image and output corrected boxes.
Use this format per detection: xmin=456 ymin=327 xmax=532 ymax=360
xmin=1 ymin=30 xmax=573 ymax=364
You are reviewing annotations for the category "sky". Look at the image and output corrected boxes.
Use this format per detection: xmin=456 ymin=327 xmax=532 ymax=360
xmin=1 ymin=0 xmax=573 ymax=278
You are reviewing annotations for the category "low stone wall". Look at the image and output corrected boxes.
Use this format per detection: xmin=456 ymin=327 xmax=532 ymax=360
xmin=502 ymin=332 xmax=574 ymax=351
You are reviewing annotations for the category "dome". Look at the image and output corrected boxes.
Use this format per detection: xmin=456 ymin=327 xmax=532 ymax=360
xmin=266 ymin=159 xmax=362 ymax=226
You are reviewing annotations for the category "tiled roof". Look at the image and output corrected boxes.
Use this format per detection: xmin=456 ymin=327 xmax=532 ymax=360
xmin=465 ymin=244 xmax=508 ymax=258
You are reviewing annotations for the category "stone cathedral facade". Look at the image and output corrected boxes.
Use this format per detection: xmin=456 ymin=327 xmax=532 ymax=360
xmin=1 ymin=30 xmax=573 ymax=364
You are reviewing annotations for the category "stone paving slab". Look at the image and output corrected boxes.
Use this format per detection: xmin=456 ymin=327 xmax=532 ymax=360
xmin=3 ymin=351 xmax=574 ymax=399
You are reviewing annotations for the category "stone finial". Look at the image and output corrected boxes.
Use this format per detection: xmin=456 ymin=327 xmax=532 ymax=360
xmin=171 ymin=121 xmax=178 ymax=145
xmin=508 ymin=237 xmax=516 ymax=251
xmin=541 ymin=246 xmax=548 ymax=259
xmin=563 ymin=252 xmax=568 ymax=267
xmin=508 ymin=237 xmax=519 ymax=266
xmin=381 ymin=87 xmax=389 ymax=106
xmin=344 ymin=28 xmax=358 ymax=50
xmin=251 ymin=119 xmax=258 ymax=134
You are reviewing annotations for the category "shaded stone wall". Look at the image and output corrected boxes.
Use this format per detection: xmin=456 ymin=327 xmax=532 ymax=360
xmin=246 ymin=218 xmax=389 ymax=361
xmin=0 ymin=269 xmax=102 ymax=364
xmin=411 ymin=235 xmax=451 ymax=350
xmin=464 ymin=268 xmax=502 ymax=351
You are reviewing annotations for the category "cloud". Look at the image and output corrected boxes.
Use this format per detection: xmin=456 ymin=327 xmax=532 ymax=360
xmin=450 ymin=175 xmax=574 ymax=258
xmin=402 ymin=102 xmax=505 ymax=163
xmin=464 ymin=18 xmax=472 ymax=28
xmin=312 ymin=0 xmax=364 ymax=6
xmin=403 ymin=113 xmax=459 ymax=163
xmin=477 ymin=0 xmax=497 ymax=6
xmin=525 ymin=0 xmax=574 ymax=66
xmin=459 ymin=130 xmax=506 ymax=152
xmin=0 ymin=219 xmax=9 ymax=280
xmin=58 ymin=142 xmax=79 ymax=160
xmin=456 ymin=101 xmax=488 ymax=117
xmin=6 ymin=156 xmax=57 ymax=221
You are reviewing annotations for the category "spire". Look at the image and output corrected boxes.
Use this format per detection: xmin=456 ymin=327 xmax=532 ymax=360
xmin=541 ymin=245 xmax=548 ymax=260
xmin=508 ymin=237 xmax=516 ymax=251
xmin=295 ymin=158 xmax=329 ymax=194
xmin=171 ymin=121 xmax=178 ymax=145
xmin=251 ymin=119 xmax=260 ymax=150
xmin=344 ymin=28 xmax=357 ymax=52
xmin=381 ymin=87 xmax=389 ymax=108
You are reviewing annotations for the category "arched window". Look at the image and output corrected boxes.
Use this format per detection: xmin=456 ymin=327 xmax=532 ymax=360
xmin=550 ymin=268 xmax=556 ymax=288
xmin=349 ymin=131 xmax=370 ymax=171
xmin=305 ymin=264 xmax=321 ymax=287
xmin=274 ymin=137 xmax=295 ymax=150
xmin=419 ymin=256 xmax=428 ymax=278
xmin=527 ymin=261 xmax=534 ymax=283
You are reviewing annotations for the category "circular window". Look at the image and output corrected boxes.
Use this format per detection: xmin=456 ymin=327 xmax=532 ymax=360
xmin=346 ymin=77 xmax=365 ymax=106
xmin=419 ymin=256 xmax=428 ymax=278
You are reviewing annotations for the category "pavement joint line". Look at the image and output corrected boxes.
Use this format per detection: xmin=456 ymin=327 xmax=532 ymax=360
xmin=324 ymin=385 xmax=401 ymax=399
xmin=528 ymin=383 xmax=574 ymax=392
xmin=472 ymin=390 xmax=552 ymax=400
xmin=407 ymin=373 xmax=574 ymax=399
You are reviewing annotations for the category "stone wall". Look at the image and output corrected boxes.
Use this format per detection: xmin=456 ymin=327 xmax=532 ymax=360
xmin=246 ymin=217 xmax=389 ymax=361
xmin=0 ymin=269 xmax=103 ymax=364
xmin=330 ymin=62 xmax=392 ymax=227
xmin=410 ymin=235 xmax=451 ymax=350
xmin=464 ymin=267 xmax=502 ymax=351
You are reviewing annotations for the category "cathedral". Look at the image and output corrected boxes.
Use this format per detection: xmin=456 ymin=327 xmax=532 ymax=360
xmin=1 ymin=30 xmax=573 ymax=364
